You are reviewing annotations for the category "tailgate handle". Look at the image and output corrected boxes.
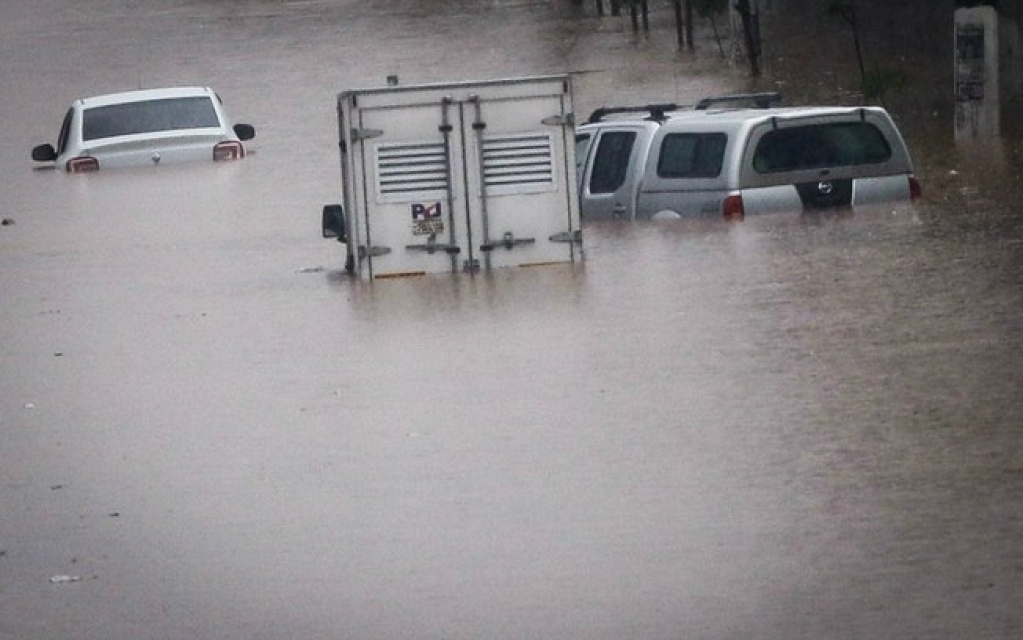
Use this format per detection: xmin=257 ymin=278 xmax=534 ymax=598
xmin=480 ymin=231 xmax=536 ymax=252
xmin=405 ymin=234 xmax=461 ymax=255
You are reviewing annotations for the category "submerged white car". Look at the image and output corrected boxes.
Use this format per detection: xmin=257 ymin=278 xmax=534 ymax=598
xmin=31 ymin=86 xmax=255 ymax=172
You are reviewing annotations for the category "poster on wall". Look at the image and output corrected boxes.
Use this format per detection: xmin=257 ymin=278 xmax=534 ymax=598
xmin=953 ymin=6 xmax=999 ymax=140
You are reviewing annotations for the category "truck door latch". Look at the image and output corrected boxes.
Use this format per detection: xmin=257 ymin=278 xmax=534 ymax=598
xmin=480 ymin=231 xmax=536 ymax=252
xmin=549 ymin=229 xmax=582 ymax=244
xmin=351 ymin=127 xmax=384 ymax=141
xmin=541 ymin=113 xmax=574 ymax=127
xmin=405 ymin=234 xmax=461 ymax=255
xmin=358 ymin=245 xmax=392 ymax=258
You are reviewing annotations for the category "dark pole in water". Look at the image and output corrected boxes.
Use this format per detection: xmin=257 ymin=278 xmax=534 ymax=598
xmin=685 ymin=0 xmax=694 ymax=50
xmin=675 ymin=0 xmax=684 ymax=46
xmin=735 ymin=0 xmax=761 ymax=76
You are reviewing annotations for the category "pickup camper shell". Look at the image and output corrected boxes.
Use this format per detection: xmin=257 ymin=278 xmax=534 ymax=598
xmin=575 ymin=92 xmax=920 ymax=221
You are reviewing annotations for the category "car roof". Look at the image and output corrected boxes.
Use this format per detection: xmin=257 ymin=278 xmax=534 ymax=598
xmin=75 ymin=86 xmax=217 ymax=109
xmin=581 ymin=103 xmax=890 ymax=130
xmin=662 ymin=105 xmax=886 ymax=125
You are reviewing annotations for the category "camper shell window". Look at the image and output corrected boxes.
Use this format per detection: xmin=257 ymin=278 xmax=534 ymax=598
xmin=752 ymin=122 xmax=892 ymax=173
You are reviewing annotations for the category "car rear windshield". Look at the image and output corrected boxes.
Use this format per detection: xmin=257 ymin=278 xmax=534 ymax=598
xmin=751 ymin=122 xmax=892 ymax=173
xmin=82 ymin=96 xmax=221 ymax=141
xmin=657 ymin=133 xmax=727 ymax=178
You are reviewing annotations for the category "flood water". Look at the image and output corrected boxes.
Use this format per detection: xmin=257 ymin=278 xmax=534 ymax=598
xmin=2 ymin=1 xmax=1021 ymax=639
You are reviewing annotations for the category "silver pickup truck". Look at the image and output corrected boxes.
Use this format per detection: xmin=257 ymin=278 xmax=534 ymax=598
xmin=575 ymin=93 xmax=920 ymax=221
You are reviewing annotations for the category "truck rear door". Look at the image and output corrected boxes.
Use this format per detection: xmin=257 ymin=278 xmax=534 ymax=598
xmin=345 ymin=78 xmax=579 ymax=278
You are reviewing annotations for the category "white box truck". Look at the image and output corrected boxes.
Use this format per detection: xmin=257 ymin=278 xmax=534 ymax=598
xmin=321 ymin=75 xmax=582 ymax=279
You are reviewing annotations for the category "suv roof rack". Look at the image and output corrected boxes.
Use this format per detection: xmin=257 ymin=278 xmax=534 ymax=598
xmin=694 ymin=91 xmax=782 ymax=110
xmin=585 ymin=92 xmax=784 ymax=124
xmin=585 ymin=102 xmax=682 ymax=124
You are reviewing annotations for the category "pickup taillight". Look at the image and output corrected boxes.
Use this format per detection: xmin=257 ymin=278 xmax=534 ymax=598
xmin=213 ymin=141 xmax=245 ymax=161
xmin=722 ymin=194 xmax=745 ymax=222
xmin=909 ymin=176 xmax=922 ymax=200
xmin=66 ymin=156 xmax=99 ymax=173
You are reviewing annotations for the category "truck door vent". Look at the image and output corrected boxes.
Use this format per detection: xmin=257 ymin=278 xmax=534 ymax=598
xmin=375 ymin=142 xmax=450 ymax=200
xmin=482 ymin=133 xmax=556 ymax=195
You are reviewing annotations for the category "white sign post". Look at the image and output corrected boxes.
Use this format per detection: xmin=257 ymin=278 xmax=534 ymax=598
xmin=955 ymin=6 xmax=1000 ymax=140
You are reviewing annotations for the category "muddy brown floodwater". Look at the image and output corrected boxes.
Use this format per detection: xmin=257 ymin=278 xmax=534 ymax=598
xmin=1 ymin=2 xmax=1021 ymax=639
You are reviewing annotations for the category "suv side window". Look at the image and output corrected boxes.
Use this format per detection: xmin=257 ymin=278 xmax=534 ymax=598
xmin=752 ymin=122 xmax=892 ymax=173
xmin=589 ymin=130 xmax=636 ymax=194
xmin=657 ymin=132 xmax=727 ymax=178
xmin=56 ymin=108 xmax=74 ymax=155
xmin=575 ymin=133 xmax=592 ymax=171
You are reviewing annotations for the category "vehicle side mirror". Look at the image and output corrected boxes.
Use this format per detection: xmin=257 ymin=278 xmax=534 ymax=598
xmin=32 ymin=143 xmax=57 ymax=162
xmin=322 ymin=204 xmax=346 ymax=243
xmin=233 ymin=123 xmax=255 ymax=141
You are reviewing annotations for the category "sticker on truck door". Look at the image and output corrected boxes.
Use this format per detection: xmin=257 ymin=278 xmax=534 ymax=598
xmin=411 ymin=202 xmax=444 ymax=235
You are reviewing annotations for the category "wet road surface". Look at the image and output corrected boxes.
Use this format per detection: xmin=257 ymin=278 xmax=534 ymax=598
xmin=2 ymin=1 xmax=1021 ymax=639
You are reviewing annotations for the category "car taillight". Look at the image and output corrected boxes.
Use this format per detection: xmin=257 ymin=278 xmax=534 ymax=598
xmin=909 ymin=176 xmax=922 ymax=200
xmin=66 ymin=156 xmax=99 ymax=173
xmin=722 ymin=194 xmax=745 ymax=222
xmin=213 ymin=141 xmax=245 ymax=161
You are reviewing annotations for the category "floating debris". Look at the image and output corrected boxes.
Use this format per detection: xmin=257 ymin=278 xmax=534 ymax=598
xmin=1 ymin=218 xmax=14 ymax=226
xmin=48 ymin=575 xmax=81 ymax=584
